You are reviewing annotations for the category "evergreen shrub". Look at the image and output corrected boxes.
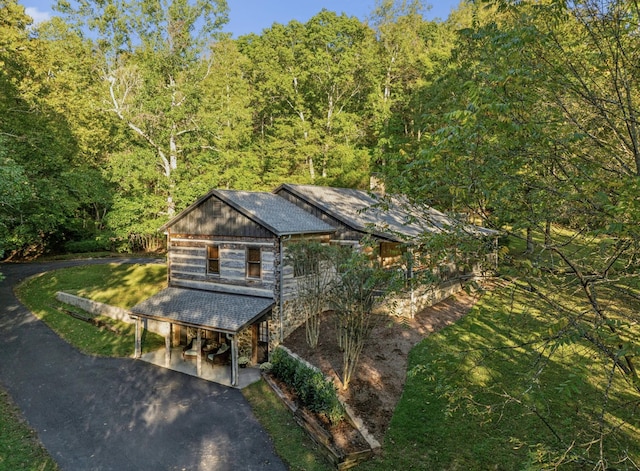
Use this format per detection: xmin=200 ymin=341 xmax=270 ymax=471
xmin=271 ymin=347 xmax=344 ymax=424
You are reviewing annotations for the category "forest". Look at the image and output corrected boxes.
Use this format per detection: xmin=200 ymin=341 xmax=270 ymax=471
xmin=1 ymin=0 xmax=639 ymax=467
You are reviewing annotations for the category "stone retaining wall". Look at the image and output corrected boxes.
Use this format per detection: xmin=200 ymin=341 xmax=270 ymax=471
xmin=55 ymin=292 xmax=168 ymax=336
xmin=380 ymin=276 xmax=478 ymax=318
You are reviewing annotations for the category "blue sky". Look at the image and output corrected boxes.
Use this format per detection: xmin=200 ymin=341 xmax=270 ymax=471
xmin=21 ymin=0 xmax=462 ymax=36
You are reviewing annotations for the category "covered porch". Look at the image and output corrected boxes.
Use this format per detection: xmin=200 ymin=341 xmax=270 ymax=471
xmin=138 ymin=346 xmax=261 ymax=388
xmin=130 ymin=287 xmax=274 ymax=387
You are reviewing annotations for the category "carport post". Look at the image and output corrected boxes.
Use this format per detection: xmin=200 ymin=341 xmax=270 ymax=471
xmin=230 ymin=334 xmax=238 ymax=387
xmin=164 ymin=323 xmax=172 ymax=367
xmin=134 ymin=317 xmax=142 ymax=358
xmin=196 ymin=329 xmax=202 ymax=377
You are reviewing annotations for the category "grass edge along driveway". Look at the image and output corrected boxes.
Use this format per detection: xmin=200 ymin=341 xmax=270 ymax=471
xmin=12 ymin=262 xmax=640 ymax=470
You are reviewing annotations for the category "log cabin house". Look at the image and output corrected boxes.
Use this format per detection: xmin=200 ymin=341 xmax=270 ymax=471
xmin=131 ymin=184 xmax=495 ymax=385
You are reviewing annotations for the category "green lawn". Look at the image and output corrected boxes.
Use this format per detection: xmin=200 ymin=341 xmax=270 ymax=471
xmin=6 ymin=262 xmax=168 ymax=470
xmin=242 ymin=380 xmax=334 ymax=471
xmin=241 ymin=279 xmax=638 ymax=469
xmin=358 ymin=285 xmax=640 ymax=470
xmin=15 ymin=263 xmax=167 ymax=357
xmin=0 ymin=389 xmax=58 ymax=471
xmin=11 ymin=260 xmax=640 ymax=470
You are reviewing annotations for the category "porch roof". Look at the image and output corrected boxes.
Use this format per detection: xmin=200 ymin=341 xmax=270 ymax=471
xmin=130 ymin=287 xmax=273 ymax=334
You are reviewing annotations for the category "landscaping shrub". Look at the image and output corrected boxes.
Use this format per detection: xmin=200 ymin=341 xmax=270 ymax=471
xmin=271 ymin=348 xmax=344 ymax=424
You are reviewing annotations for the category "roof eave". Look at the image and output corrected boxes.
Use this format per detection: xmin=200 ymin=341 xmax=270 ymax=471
xmin=131 ymin=301 xmax=274 ymax=334
xmin=277 ymin=228 xmax=335 ymax=237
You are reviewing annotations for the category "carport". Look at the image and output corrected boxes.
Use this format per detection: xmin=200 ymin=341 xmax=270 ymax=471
xmin=131 ymin=287 xmax=274 ymax=386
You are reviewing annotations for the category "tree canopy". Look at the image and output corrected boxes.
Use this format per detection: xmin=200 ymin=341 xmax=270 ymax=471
xmin=2 ymin=0 xmax=639 ymax=466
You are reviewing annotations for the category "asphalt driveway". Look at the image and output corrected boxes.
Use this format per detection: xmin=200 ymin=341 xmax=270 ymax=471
xmin=0 ymin=259 xmax=287 ymax=471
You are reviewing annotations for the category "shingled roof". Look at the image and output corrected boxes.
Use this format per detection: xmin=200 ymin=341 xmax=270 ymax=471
xmin=160 ymin=189 xmax=335 ymax=236
xmin=275 ymin=184 xmax=497 ymax=242
xmin=130 ymin=287 xmax=274 ymax=333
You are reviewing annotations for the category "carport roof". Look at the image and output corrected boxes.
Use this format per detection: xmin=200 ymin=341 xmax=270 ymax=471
xmin=130 ymin=287 xmax=274 ymax=334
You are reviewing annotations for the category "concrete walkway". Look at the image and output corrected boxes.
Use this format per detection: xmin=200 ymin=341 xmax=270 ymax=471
xmin=139 ymin=347 xmax=262 ymax=389
xmin=0 ymin=259 xmax=287 ymax=471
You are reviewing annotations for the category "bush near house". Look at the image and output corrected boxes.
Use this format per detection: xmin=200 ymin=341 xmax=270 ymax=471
xmin=271 ymin=347 xmax=344 ymax=425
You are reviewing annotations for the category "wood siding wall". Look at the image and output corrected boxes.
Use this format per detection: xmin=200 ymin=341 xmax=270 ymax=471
xmin=167 ymin=196 xmax=280 ymax=295
xmin=170 ymin=196 xmax=275 ymax=238
xmin=168 ymin=237 xmax=277 ymax=297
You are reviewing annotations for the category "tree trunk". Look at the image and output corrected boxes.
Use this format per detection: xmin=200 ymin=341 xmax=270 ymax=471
xmin=544 ymin=220 xmax=552 ymax=245
xmin=526 ymin=226 xmax=534 ymax=254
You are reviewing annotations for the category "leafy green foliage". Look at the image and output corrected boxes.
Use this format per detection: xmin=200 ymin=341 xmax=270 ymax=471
xmin=369 ymin=0 xmax=454 ymax=171
xmin=285 ymin=241 xmax=336 ymax=348
xmin=55 ymin=0 xmax=231 ymax=227
xmin=373 ymin=2 xmax=640 ymax=465
xmin=360 ymin=284 xmax=639 ymax=470
xmin=0 ymin=2 xmax=114 ymax=258
xmin=238 ymin=10 xmax=379 ymax=186
xmin=330 ymin=246 xmax=403 ymax=389
xmin=270 ymin=348 xmax=344 ymax=424
xmin=3 ymin=0 xmax=639 ymax=464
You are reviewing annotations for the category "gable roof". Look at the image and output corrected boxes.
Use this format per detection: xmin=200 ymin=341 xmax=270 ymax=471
xmin=275 ymin=184 xmax=496 ymax=242
xmin=160 ymin=189 xmax=335 ymax=237
xmin=131 ymin=287 xmax=273 ymax=334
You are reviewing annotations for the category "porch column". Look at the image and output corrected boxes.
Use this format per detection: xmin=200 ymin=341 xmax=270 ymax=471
xmin=164 ymin=323 xmax=172 ymax=367
xmin=196 ymin=329 xmax=203 ymax=377
xmin=230 ymin=334 xmax=238 ymax=387
xmin=171 ymin=324 xmax=180 ymax=347
xmin=134 ymin=317 xmax=142 ymax=358
xmin=251 ymin=324 xmax=259 ymax=364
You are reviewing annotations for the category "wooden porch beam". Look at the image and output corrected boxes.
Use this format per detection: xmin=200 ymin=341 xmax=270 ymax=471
xmin=251 ymin=324 xmax=259 ymax=364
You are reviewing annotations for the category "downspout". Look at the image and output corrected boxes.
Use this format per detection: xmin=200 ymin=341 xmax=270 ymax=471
xmin=279 ymin=235 xmax=291 ymax=343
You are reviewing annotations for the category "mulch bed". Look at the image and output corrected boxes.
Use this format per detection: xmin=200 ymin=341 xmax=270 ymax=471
xmin=263 ymin=372 xmax=374 ymax=469
xmin=282 ymin=289 xmax=483 ymax=440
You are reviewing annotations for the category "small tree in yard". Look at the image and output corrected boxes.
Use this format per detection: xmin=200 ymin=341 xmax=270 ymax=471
xmin=330 ymin=248 xmax=401 ymax=390
xmin=286 ymin=241 xmax=335 ymax=349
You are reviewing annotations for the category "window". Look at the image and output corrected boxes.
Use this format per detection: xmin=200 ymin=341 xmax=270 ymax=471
xmin=207 ymin=245 xmax=220 ymax=274
xmin=259 ymin=321 xmax=269 ymax=343
xmin=246 ymin=247 xmax=261 ymax=278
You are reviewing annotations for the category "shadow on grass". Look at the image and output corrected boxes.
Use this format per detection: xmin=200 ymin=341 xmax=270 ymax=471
xmin=360 ymin=285 xmax=640 ymax=470
xmin=15 ymin=263 xmax=167 ymax=357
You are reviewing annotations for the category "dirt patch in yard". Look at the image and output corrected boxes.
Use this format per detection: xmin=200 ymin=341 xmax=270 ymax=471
xmin=282 ymin=288 xmax=483 ymax=441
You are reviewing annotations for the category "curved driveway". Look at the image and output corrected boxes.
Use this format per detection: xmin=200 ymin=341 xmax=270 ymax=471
xmin=0 ymin=259 xmax=287 ymax=471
